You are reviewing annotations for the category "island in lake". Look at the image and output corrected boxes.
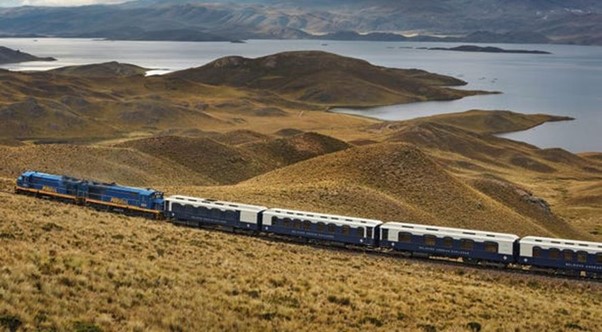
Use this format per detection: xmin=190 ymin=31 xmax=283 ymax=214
xmin=0 ymin=46 xmax=56 ymax=64
xmin=425 ymin=45 xmax=551 ymax=54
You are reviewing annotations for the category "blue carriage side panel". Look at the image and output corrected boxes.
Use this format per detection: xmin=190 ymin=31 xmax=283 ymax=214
xmin=380 ymin=233 xmax=514 ymax=263
xmin=520 ymin=248 xmax=602 ymax=273
xmin=166 ymin=196 xmax=264 ymax=232
xmin=263 ymin=214 xmax=378 ymax=246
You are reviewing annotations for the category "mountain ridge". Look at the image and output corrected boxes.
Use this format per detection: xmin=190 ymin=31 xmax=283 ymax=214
xmin=0 ymin=0 xmax=599 ymax=45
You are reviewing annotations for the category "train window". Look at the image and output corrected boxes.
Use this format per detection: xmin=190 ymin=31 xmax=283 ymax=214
xmin=597 ymin=253 xmax=602 ymax=264
xmin=443 ymin=237 xmax=453 ymax=248
xmin=293 ymin=219 xmax=303 ymax=229
xmin=381 ymin=229 xmax=389 ymax=240
xmin=484 ymin=242 xmax=498 ymax=253
xmin=328 ymin=223 xmax=336 ymax=233
xmin=460 ymin=239 xmax=474 ymax=250
xmin=548 ymin=248 xmax=560 ymax=260
xmin=356 ymin=227 xmax=364 ymax=237
xmin=398 ymin=232 xmax=412 ymax=243
xmin=271 ymin=216 xmax=279 ymax=226
xmin=342 ymin=225 xmax=350 ymax=236
xmin=563 ymin=250 xmax=574 ymax=261
xmin=367 ymin=227 xmax=373 ymax=239
xmin=283 ymin=218 xmax=292 ymax=228
xmin=577 ymin=251 xmax=588 ymax=263
xmin=303 ymin=220 xmax=312 ymax=230
xmin=317 ymin=222 xmax=326 ymax=232
xmin=533 ymin=247 xmax=542 ymax=258
xmin=424 ymin=235 xmax=437 ymax=246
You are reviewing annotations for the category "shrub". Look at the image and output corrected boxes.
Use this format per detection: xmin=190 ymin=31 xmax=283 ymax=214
xmin=0 ymin=315 xmax=22 ymax=332
xmin=359 ymin=316 xmax=383 ymax=327
xmin=327 ymin=295 xmax=351 ymax=306
xmin=73 ymin=321 xmax=102 ymax=332
xmin=467 ymin=321 xmax=482 ymax=332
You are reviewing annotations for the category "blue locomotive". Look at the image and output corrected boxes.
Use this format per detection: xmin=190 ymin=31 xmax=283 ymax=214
xmin=15 ymin=171 xmax=164 ymax=218
xmin=15 ymin=171 xmax=602 ymax=278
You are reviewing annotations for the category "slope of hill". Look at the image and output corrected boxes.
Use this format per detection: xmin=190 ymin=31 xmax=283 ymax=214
xmin=0 ymin=46 xmax=55 ymax=64
xmin=48 ymin=62 xmax=148 ymax=78
xmin=371 ymin=110 xmax=573 ymax=135
xmin=117 ymin=131 xmax=351 ymax=185
xmin=168 ymin=51 xmax=481 ymax=107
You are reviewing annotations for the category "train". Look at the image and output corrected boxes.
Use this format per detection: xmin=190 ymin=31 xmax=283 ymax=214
xmin=15 ymin=171 xmax=602 ymax=279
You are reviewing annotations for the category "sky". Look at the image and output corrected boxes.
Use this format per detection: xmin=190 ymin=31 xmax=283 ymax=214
xmin=0 ymin=0 xmax=129 ymax=6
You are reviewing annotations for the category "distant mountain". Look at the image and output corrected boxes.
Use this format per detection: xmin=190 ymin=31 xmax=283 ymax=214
xmin=0 ymin=0 xmax=599 ymax=45
xmin=0 ymin=46 xmax=55 ymax=64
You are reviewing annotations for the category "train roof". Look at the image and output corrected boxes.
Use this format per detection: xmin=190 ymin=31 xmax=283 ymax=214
xmin=22 ymin=171 xmax=161 ymax=196
xmin=264 ymin=208 xmax=383 ymax=227
xmin=520 ymin=236 xmax=602 ymax=253
xmin=382 ymin=221 xmax=519 ymax=241
xmin=165 ymin=195 xmax=268 ymax=212
xmin=22 ymin=171 xmax=77 ymax=182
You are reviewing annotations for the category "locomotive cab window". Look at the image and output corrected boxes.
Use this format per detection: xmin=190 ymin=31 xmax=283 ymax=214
xmin=460 ymin=239 xmax=474 ymax=250
xmin=484 ymin=242 xmax=498 ymax=253
xmin=398 ymin=232 xmax=412 ymax=243
xmin=424 ymin=235 xmax=437 ymax=246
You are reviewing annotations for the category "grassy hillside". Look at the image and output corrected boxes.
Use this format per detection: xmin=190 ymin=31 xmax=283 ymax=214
xmin=398 ymin=110 xmax=574 ymax=135
xmin=167 ymin=51 xmax=484 ymax=107
xmin=116 ymin=132 xmax=350 ymax=185
xmin=48 ymin=62 xmax=148 ymax=78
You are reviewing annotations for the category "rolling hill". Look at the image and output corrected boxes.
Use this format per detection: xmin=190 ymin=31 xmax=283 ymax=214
xmin=168 ymin=51 xmax=479 ymax=107
xmin=0 ymin=46 xmax=55 ymax=64
xmin=0 ymin=52 xmax=481 ymax=142
xmin=168 ymin=142 xmax=586 ymax=240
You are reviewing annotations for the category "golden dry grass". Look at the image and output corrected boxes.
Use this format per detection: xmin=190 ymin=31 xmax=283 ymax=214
xmin=1 ymin=189 xmax=601 ymax=331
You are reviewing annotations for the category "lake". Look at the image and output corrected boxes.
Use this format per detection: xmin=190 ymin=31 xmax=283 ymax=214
xmin=1 ymin=38 xmax=601 ymax=152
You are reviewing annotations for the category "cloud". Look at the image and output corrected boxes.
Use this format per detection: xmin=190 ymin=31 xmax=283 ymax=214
xmin=7 ymin=0 xmax=129 ymax=6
